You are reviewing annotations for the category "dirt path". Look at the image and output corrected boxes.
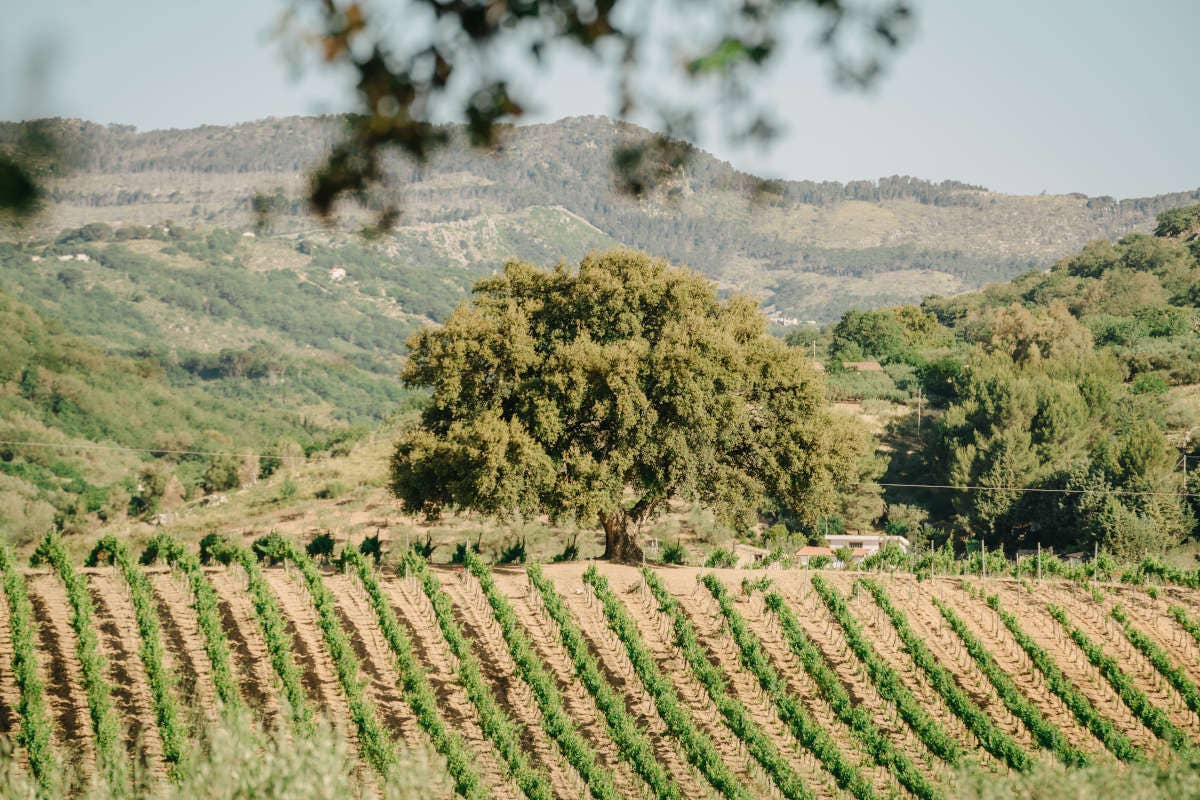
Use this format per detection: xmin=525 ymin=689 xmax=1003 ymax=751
xmin=262 ymin=567 xmax=353 ymax=741
xmin=550 ymin=566 xmax=720 ymax=800
xmin=988 ymin=582 xmax=1157 ymax=752
xmin=597 ymin=567 xmax=779 ymax=798
xmin=84 ymin=568 xmax=165 ymax=778
xmin=323 ymin=572 xmax=424 ymax=749
xmin=441 ymin=569 xmax=591 ymax=800
xmin=205 ymin=569 xmax=281 ymax=725
xmin=823 ymin=574 xmax=994 ymax=771
xmin=383 ymin=574 xmax=525 ymax=800
xmin=491 ymin=567 xmax=649 ymax=799
xmin=929 ymin=580 xmax=1109 ymax=756
xmin=1032 ymin=583 xmax=1200 ymax=744
xmin=24 ymin=573 xmax=94 ymax=774
xmin=0 ymin=583 xmax=27 ymax=769
xmin=761 ymin=573 xmax=954 ymax=786
xmin=674 ymin=576 xmax=887 ymax=798
xmin=148 ymin=571 xmax=216 ymax=721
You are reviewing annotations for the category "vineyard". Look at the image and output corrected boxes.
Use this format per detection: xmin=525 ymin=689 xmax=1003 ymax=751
xmin=3 ymin=534 xmax=1200 ymax=798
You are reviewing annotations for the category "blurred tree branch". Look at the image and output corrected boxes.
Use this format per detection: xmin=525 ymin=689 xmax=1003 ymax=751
xmin=292 ymin=0 xmax=914 ymax=231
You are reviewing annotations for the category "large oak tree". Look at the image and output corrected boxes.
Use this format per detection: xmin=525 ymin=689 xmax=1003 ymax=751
xmin=391 ymin=248 xmax=865 ymax=561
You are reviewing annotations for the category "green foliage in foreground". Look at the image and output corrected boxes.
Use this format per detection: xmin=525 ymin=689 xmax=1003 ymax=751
xmin=582 ymin=566 xmax=751 ymax=800
xmin=642 ymin=569 xmax=822 ymax=800
xmin=0 ymin=544 xmax=56 ymax=791
xmin=0 ymin=709 xmax=450 ymax=800
xmin=525 ymin=563 xmax=681 ymax=800
xmin=951 ymin=753 xmax=1200 ymax=800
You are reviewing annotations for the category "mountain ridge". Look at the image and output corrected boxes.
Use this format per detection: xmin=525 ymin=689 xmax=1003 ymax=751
xmin=4 ymin=114 xmax=1199 ymax=323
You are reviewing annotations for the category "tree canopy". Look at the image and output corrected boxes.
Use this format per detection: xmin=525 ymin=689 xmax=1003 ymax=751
xmin=863 ymin=205 xmax=1200 ymax=559
xmin=390 ymin=248 xmax=865 ymax=560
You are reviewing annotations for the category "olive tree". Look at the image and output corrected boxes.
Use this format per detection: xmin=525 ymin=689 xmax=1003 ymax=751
xmin=390 ymin=248 xmax=866 ymax=561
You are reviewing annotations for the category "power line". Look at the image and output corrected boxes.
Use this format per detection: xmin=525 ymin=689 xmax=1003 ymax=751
xmin=0 ymin=439 xmax=390 ymax=463
xmin=856 ymin=481 xmax=1197 ymax=499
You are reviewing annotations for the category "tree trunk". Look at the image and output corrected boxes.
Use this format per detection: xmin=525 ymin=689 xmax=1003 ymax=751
xmin=600 ymin=512 xmax=643 ymax=563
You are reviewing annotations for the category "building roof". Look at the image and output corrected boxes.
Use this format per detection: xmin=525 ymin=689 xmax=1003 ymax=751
xmin=824 ymin=533 xmax=911 ymax=547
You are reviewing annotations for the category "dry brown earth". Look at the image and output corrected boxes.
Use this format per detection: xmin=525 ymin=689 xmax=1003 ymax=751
xmin=5 ymin=561 xmax=1200 ymax=797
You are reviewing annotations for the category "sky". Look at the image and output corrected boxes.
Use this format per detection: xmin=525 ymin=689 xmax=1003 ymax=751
xmin=1 ymin=0 xmax=1197 ymax=198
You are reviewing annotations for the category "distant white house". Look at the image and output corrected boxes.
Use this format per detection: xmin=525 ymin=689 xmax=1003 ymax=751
xmin=795 ymin=545 xmax=868 ymax=567
xmin=822 ymin=533 xmax=910 ymax=554
xmin=329 ymin=267 xmax=347 ymax=282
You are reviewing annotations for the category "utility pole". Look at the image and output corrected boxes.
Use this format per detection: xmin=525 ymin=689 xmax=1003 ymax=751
xmin=916 ymin=386 xmax=923 ymax=437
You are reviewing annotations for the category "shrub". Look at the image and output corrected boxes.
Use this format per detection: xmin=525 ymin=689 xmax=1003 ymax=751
xmin=704 ymin=548 xmax=738 ymax=568
xmin=450 ymin=539 xmax=481 ymax=565
xmin=660 ymin=540 xmax=686 ymax=565
xmin=1131 ymin=373 xmax=1170 ymax=394
xmin=410 ymin=534 xmax=435 ymax=558
xmin=497 ymin=537 xmax=526 ymax=565
xmin=305 ymin=532 xmax=336 ymax=562
xmin=358 ymin=533 xmax=383 ymax=564
xmin=551 ymin=534 xmax=579 ymax=563
xmin=315 ymin=481 xmax=348 ymax=499
xmin=198 ymin=532 xmax=231 ymax=565
xmin=201 ymin=455 xmax=241 ymax=493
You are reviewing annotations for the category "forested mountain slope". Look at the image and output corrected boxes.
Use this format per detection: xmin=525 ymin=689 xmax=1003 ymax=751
xmin=820 ymin=204 xmax=1200 ymax=559
xmin=5 ymin=115 xmax=1198 ymax=321
xmin=0 ymin=230 xmax=428 ymax=544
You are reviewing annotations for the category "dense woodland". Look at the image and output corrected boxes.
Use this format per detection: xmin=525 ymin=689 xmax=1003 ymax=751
xmin=813 ymin=204 xmax=1200 ymax=560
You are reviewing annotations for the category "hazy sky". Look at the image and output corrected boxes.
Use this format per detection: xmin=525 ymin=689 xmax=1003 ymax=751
xmin=2 ymin=0 xmax=1197 ymax=198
